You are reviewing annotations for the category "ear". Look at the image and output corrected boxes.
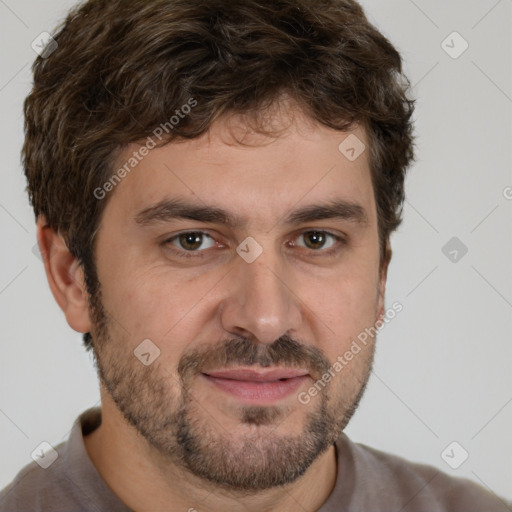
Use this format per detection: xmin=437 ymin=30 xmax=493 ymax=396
xmin=36 ymin=216 xmax=92 ymax=333
xmin=376 ymin=240 xmax=392 ymax=322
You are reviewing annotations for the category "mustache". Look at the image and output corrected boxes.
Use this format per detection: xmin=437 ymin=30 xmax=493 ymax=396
xmin=178 ymin=334 xmax=331 ymax=383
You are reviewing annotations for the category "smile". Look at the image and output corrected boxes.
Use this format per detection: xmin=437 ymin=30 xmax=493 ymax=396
xmin=201 ymin=367 xmax=310 ymax=403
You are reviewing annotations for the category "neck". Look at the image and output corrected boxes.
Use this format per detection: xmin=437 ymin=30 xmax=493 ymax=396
xmin=83 ymin=395 xmax=338 ymax=512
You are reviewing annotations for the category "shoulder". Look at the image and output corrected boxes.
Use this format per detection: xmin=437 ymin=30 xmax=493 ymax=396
xmin=0 ymin=442 xmax=83 ymax=512
xmin=336 ymin=435 xmax=511 ymax=511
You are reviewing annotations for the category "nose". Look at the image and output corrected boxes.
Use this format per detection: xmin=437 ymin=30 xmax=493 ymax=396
xmin=219 ymin=248 xmax=303 ymax=345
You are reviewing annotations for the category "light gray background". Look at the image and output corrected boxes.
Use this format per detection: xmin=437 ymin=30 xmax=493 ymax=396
xmin=1 ymin=0 xmax=511 ymax=501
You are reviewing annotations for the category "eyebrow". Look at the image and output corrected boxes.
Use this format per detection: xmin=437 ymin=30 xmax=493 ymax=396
xmin=134 ymin=197 xmax=369 ymax=229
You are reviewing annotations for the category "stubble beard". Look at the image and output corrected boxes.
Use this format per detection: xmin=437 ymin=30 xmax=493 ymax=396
xmin=87 ymin=286 xmax=375 ymax=492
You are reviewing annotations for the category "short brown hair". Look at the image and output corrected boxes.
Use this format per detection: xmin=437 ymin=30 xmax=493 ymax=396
xmin=23 ymin=0 xmax=415 ymax=351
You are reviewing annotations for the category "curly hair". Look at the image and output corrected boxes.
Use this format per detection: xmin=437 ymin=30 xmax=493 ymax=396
xmin=23 ymin=0 xmax=415 ymax=351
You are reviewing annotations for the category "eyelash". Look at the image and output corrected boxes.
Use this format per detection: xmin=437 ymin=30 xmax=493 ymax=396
xmin=161 ymin=230 xmax=346 ymax=259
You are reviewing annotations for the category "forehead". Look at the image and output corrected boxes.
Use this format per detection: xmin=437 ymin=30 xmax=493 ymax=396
xmin=100 ymin=111 xmax=375 ymax=231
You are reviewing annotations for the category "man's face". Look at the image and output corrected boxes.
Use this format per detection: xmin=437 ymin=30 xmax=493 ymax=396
xmin=87 ymin=108 xmax=387 ymax=491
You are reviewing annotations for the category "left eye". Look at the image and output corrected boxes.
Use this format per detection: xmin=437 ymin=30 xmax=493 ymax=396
xmin=292 ymin=231 xmax=339 ymax=251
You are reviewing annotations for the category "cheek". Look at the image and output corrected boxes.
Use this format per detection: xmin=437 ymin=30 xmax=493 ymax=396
xmin=97 ymin=262 xmax=224 ymax=344
xmin=307 ymin=259 xmax=380 ymax=359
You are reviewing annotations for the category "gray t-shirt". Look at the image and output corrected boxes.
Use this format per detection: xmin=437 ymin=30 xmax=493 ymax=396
xmin=0 ymin=407 xmax=509 ymax=511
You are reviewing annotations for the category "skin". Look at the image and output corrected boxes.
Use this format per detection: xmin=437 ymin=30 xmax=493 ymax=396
xmin=38 ymin=104 xmax=390 ymax=512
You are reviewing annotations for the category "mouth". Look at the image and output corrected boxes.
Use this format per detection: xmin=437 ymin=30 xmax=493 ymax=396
xmin=200 ymin=367 xmax=310 ymax=403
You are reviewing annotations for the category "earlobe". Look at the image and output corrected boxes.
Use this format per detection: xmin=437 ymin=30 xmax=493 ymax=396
xmin=36 ymin=216 xmax=92 ymax=333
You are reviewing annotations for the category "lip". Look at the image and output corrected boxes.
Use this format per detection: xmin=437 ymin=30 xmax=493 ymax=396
xmin=201 ymin=367 xmax=310 ymax=403
xmin=204 ymin=368 xmax=309 ymax=381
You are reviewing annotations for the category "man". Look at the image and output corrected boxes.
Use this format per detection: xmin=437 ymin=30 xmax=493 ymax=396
xmin=0 ymin=0 xmax=509 ymax=510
